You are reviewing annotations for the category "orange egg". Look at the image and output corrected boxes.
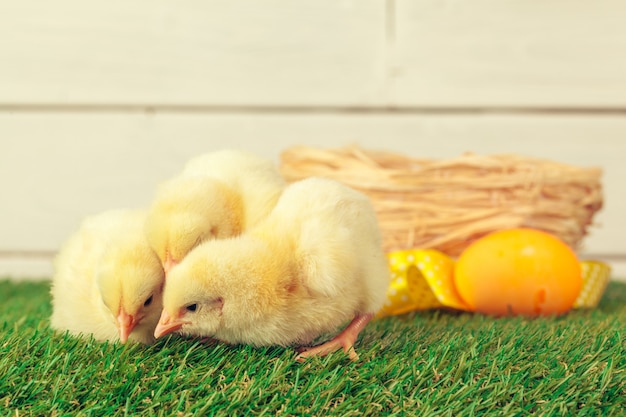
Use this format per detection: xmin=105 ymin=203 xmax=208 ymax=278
xmin=454 ymin=228 xmax=582 ymax=316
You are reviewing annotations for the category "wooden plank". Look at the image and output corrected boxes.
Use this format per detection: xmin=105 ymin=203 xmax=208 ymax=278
xmin=0 ymin=258 xmax=54 ymax=281
xmin=393 ymin=0 xmax=626 ymax=107
xmin=1 ymin=112 xmax=624 ymax=257
xmin=0 ymin=0 xmax=386 ymax=106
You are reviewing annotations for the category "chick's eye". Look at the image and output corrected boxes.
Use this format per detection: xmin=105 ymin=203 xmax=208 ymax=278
xmin=186 ymin=304 xmax=197 ymax=312
xmin=144 ymin=295 xmax=153 ymax=307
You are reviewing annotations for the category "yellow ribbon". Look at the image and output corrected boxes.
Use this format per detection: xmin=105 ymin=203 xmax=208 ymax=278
xmin=377 ymin=249 xmax=611 ymax=318
xmin=575 ymin=261 xmax=612 ymax=308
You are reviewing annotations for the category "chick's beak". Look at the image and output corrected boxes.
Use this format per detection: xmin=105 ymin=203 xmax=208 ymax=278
xmin=117 ymin=310 xmax=136 ymax=343
xmin=154 ymin=309 xmax=186 ymax=339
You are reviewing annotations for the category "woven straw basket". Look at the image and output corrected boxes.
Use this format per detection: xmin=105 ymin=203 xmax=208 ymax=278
xmin=279 ymin=145 xmax=603 ymax=256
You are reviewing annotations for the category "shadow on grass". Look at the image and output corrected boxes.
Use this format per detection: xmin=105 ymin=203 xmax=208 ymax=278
xmin=595 ymin=281 xmax=626 ymax=314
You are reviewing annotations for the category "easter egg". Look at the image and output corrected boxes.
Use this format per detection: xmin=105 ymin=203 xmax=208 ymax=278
xmin=454 ymin=228 xmax=582 ymax=316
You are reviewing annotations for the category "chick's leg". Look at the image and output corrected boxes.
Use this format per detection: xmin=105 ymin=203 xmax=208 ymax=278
xmin=295 ymin=313 xmax=373 ymax=362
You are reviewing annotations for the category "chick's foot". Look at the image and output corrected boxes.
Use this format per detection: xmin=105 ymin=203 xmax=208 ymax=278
xmin=295 ymin=313 xmax=373 ymax=362
xmin=198 ymin=337 xmax=220 ymax=345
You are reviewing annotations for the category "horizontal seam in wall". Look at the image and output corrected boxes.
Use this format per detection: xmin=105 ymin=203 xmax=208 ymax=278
xmin=2 ymin=104 xmax=626 ymax=116
xmin=0 ymin=251 xmax=57 ymax=258
xmin=1 ymin=251 xmax=626 ymax=260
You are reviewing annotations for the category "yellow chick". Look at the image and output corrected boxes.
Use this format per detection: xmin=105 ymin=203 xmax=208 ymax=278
xmin=145 ymin=149 xmax=285 ymax=273
xmin=50 ymin=210 xmax=164 ymax=344
xmin=154 ymin=177 xmax=389 ymax=361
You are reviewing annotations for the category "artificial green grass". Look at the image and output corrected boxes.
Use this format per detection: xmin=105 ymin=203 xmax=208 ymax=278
xmin=1 ymin=280 xmax=624 ymax=417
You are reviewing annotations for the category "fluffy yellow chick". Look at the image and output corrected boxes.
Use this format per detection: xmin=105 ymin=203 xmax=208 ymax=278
xmin=50 ymin=210 xmax=165 ymax=344
xmin=145 ymin=149 xmax=285 ymax=273
xmin=154 ymin=177 xmax=389 ymax=360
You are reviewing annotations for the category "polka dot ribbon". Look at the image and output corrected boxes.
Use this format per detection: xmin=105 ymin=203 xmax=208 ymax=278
xmin=377 ymin=249 xmax=612 ymax=318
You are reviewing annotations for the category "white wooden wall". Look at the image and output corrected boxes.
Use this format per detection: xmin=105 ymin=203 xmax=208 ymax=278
xmin=2 ymin=0 xmax=625 ymax=280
